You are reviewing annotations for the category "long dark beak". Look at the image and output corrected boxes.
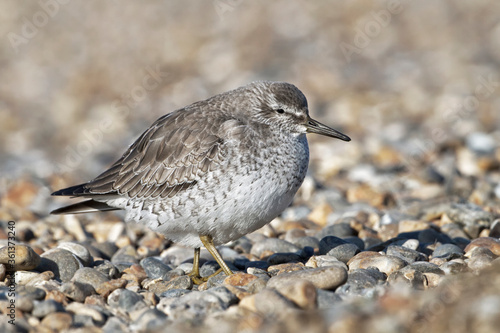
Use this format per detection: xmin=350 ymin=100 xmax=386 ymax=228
xmin=305 ymin=117 xmax=351 ymax=141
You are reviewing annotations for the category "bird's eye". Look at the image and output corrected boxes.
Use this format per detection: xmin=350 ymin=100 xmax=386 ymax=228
xmin=276 ymin=109 xmax=285 ymax=114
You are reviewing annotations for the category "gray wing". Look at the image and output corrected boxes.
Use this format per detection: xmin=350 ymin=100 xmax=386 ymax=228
xmin=54 ymin=107 xmax=231 ymax=200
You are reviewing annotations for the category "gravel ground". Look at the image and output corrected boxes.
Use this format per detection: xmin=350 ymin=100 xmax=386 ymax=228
xmin=1 ymin=1 xmax=500 ymax=332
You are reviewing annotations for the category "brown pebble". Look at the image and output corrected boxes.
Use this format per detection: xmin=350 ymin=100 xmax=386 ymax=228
xmin=224 ymin=285 xmax=252 ymax=300
xmin=45 ymin=290 xmax=67 ymax=305
xmin=465 ymin=237 xmax=500 ymax=256
xmin=0 ymin=244 xmax=41 ymax=270
xmin=85 ymin=294 xmax=107 ymax=307
xmin=40 ymin=312 xmax=73 ymax=331
xmin=224 ymin=272 xmax=258 ymax=287
xmin=96 ymin=278 xmax=127 ymax=298
xmin=122 ymin=264 xmax=148 ymax=283
xmin=268 ymin=262 xmax=305 ymax=275
xmin=273 ymin=279 xmax=317 ymax=310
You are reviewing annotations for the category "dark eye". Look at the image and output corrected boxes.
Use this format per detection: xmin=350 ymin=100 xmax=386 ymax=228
xmin=276 ymin=108 xmax=285 ymax=114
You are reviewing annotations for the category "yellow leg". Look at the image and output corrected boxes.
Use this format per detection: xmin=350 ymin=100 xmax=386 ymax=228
xmin=188 ymin=247 xmax=206 ymax=285
xmin=200 ymin=235 xmax=234 ymax=276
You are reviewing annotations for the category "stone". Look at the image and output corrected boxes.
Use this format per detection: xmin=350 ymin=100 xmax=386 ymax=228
xmin=326 ymin=243 xmax=360 ymax=263
xmin=96 ymin=278 xmax=127 ymax=298
xmin=224 ymin=272 xmax=258 ymax=287
xmin=130 ymin=308 xmax=168 ymax=332
xmin=291 ymin=236 xmax=320 ymax=250
xmin=439 ymin=260 xmax=469 ymax=275
xmin=250 ymin=238 xmax=300 ymax=258
xmin=318 ymin=236 xmax=348 ymax=255
xmin=316 ymin=223 xmax=357 ymax=240
xmin=71 ymin=267 xmax=109 ymax=290
xmin=305 ymin=255 xmax=347 ymax=269
xmin=206 ymin=286 xmax=239 ymax=308
xmin=111 ymin=245 xmax=139 ymax=265
xmin=0 ymin=245 xmax=41 ymax=271
xmin=66 ymin=302 xmax=107 ymax=326
xmin=267 ymin=266 xmax=347 ymax=290
xmin=271 ymin=279 xmax=317 ymax=310
xmin=118 ymin=289 xmax=147 ymax=313
xmin=267 ymin=252 xmax=303 ymax=265
xmin=140 ymin=257 xmax=172 ymax=279
xmin=57 ymin=242 xmax=93 ymax=267
xmin=446 ymin=203 xmax=492 ymax=238
xmin=489 ymin=219 xmax=500 ymax=238
xmin=15 ymin=271 xmax=41 ymax=285
xmin=38 ymin=248 xmax=82 ymax=282
xmin=348 ymin=252 xmax=406 ymax=275
xmin=94 ymin=260 xmax=120 ymax=280
xmin=336 ymin=268 xmax=386 ymax=296
xmin=32 ymin=299 xmax=65 ymax=318
xmin=239 ymin=289 xmax=297 ymax=316
xmin=432 ymin=244 xmax=464 ymax=259
xmin=466 ymin=247 xmax=498 ymax=271
xmin=316 ymin=289 xmax=342 ymax=309
xmin=464 ymin=237 xmax=500 ymax=256
xmin=387 ymin=268 xmax=427 ymax=289
xmin=418 ymin=229 xmax=453 ymax=245
xmin=40 ymin=312 xmax=73 ymax=330
xmin=387 ymin=245 xmax=427 ymax=263
xmin=146 ymin=275 xmax=193 ymax=295
xmin=160 ymin=288 xmax=192 ymax=298
xmin=158 ymin=290 xmax=228 ymax=321
xmin=60 ymin=281 xmax=95 ymax=302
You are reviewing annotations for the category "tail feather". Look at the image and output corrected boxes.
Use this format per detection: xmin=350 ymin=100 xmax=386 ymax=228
xmin=51 ymin=199 xmax=119 ymax=215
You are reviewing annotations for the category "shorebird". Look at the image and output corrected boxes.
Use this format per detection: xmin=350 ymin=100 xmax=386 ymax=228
xmin=52 ymin=81 xmax=350 ymax=283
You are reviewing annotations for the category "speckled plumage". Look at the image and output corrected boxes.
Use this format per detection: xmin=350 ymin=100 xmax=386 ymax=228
xmin=52 ymin=81 xmax=350 ymax=250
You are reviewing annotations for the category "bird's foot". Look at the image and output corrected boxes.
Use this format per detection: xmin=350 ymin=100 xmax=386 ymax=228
xmin=188 ymin=267 xmax=231 ymax=285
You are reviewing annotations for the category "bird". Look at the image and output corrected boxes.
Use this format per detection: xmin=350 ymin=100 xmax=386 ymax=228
xmin=51 ymin=81 xmax=350 ymax=283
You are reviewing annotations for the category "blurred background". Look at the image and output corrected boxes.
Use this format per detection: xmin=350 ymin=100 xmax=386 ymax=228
xmin=1 ymin=0 xmax=499 ymax=218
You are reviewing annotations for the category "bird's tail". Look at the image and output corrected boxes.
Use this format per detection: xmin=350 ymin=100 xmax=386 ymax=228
xmin=51 ymin=199 xmax=119 ymax=215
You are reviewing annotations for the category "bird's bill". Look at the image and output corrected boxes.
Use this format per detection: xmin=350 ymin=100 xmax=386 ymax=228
xmin=305 ymin=117 xmax=351 ymax=141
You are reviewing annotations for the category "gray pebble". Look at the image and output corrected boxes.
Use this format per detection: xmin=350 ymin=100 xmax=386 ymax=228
xmin=292 ymin=236 xmax=320 ymax=249
xmin=60 ymin=281 xmax=95 ymax=302
xmin=282 ymin=205 xmax=311 ymax=220
xmin=440 ymin=260 xmax=469 ymax=275
xmin=111 ymin=245 xmax=138 ymax=265
xmin=441 ymin=223 xmax=471 ymax=240
xmin=140 ymin=257 xmax=172 ymax=279
xmin=319 ymin=236 xmax=349 ymax=255
xmin=200 ymin=260 xmax=221 ymax=277
xmin=38 ymin=248 xmax=83 ymax=282
xmin=94 ymin=260 xmax=120 ymax=279
xmin=158 ymin=290 xmax=226 ymax=321
xmin=406 ymin=262 xmax=444 ymax=275
xmin=32 ymin=299 xmax=65 ymax=318
xmin=490 ymin=219 xmax=500 ymax=238
xmin=118 ymin=289 xmax=147 ymax=313
xmin=388 ymin=268 xmax=427 ymax=289
xmin=267 ymin=252 xmax=303 ymax=265
xmin=326 ymin=243 xmax=360 ymax=263
xmin=131 ymin=308 xmax=168 ymax=331
xmin=91 ymin=241 xmax=119 ymax=260
xmin=432 ymin=244 xmax=464 ymax=259
xmin=17 ymin=286 xmax=46 ymax=301
xmin=387 ymin=245 xmax=427 ymax=263
xmin=71 ymin=267 xmax=109 ymax=289
xmin=336 ymin=268 xmax=386 ymax=296
xmin=465 ymin=131 xmax=496 ymax=155
xmin=343 ymin=236 xmax=365 ymax=250
xmin=317 ymin=289 xmax=342 ymax=309
xmin=160 ymin=288 xmax=192 ymax=298
xmin=447 ymin=203 xmax=492 ymax=238
xmin=467 ymin=247 xmax=498 ymax=272
xmin=245 ymin=261 xmax=270 ymax=271
xmin=102 ymin=317 xmax=129 ymax=333
xmin=57 ymin=242 xmax=93 ymax=267
xmin=418 ymin=229 xmax=453 ymax=245
xmin=250 ymin=238 xmax=300 ymax=257
xmin=267 ymin=265 xmax=348 ymax=290
xmin=316 ymin=223 xmax=357 ymax=240
xmin=206 ymin=286 xmax=239 ymax=308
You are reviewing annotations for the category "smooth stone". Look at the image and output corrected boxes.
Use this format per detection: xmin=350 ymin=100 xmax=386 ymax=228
xmin=318 ymin=236 xmax=348 ymax=255
xmin=66 ymin=302 xmax=107 ymax=326
xmin=206 ymin=286 xmax=239 ymax=308
xmin=15 ymin=271 xmax=41 ymax=285
xmin=401 ymin=239 xmax=420 ymax=251
xmin=466 ymin=132 xmax=496 ymax=154
xmin=267 ymin=252 xmax=303 ymax=265
xmin=305 ymin=255 xmax=347 ymax=269
xmin=407 ymin=262 xmax=444 ymax=275
xmin=336 ymin=268 xmax=386 ymax=296
xmin=60 ymin=281 xmax=95 ymax=302
xmin=387 ymin=245 xmax=427 ymax=263
xmin=160 ymin=288 xmax=192 ymax=298
xmin=118 ymin=289 xmax=147 ymax=312
xmin=349 ymin=253 xmax=406 ymax=275
xmin=32 ymin=299 xmax=65 ymax=318
xmin=111 ymin=245 xmax=139 ymax=265
xmin=418 ymin=229 xmax=453 ymax=245
xmin=441 ymin=223 xmax=471 ymax=240
xmin=447 ymin=203 xmax=492 ymax=238
xmin=316 ymin=223 xmax=357 ymax=240
xmin=71 ymin=267 xmax=109 ymax=290
xmin=432 ymin=244 xmax=464 ymax=259
xmin=130 ymin=308 xmax=168 ymax=332
xmin=96 ymin=278 xmax=127 ymax=298
xmin=102 ymin=317 xmax=129 ymax=332
xmin=464 ymin=237 xmax=500 ymax=256
xmin=57 ymin=242 xmax=93 ymax=267
xmin=17 ymin=285 xmax=46 ymax=300
xmin=267 ymin=266 xmax=347 ymax=290
xmin=326 ymin=243 xmax=360 ymax=263
xmin=282 ymin=205 xmax=311 ymax=221
xmin=343 ymin=236 xmax=365 ymax=250
xmin=439 ymin=260 xmax=469 ymax=275
xmin=0 ymin=245 xmax=41 ymax=270
xmin=200 ymin=260 xmax=221 ymax=277
xmin=147 ymin=275 xmax=193 ymax=295
xmin=244 ymin=260 xmax=270 ymax=271
xmin=158 ymin=291 xmax=228 ymax=320
xmin=94 ymin=260 xmax=120 ymax=279
xmin=387 ymin=268 xmax=427 ymax=289
xmin=291 ymin=236 xmax=320 ymax=250
xmin=271 ymin=279 xmax=317 ymax=310
xmin=224 ymin=272 xmax=258 ymax=287
xmin=40 ymin=312 xmax=73 ymax=331
xmin=250 ymin=239 xmax=300 ymax=258
xmin=239 ymin=289 xmax=297 ymax=316
xmin=91 ymin=241 xmax=119 ymax=260
xmin=140 ymin=257 xmax=172 ymax=279
xmin=316 ymin=289 xmax=342 ymax=309
xmin=38 ymin=248 xmax=82 ymax=282
xmin=467 ymin=247 xmax=498 ymax=271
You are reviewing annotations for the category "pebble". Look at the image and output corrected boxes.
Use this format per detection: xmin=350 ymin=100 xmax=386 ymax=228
xmin=291 ymin=236 xmax=320 ymax=249
xmin=466 ymin=247 xmax=498 ymax=271
xmin=130 ymin=308 xmax=168 ymax=331
xmin=439 ymin=260 xmax=469 ymax=275
xmin=388 ymin=267 xmax=427 ymax=289
xmin=464 ymin=237 xmax=500 ymax=256
xmin=250 ymin=239 xmax=300 ymax=258
xmin=111 ymin=245 xmax=139 ymax=265
xmin=336 ymin=268 xmax=386 ymax=296
xmin=40 ymin=312 xmax=73 ymax=330
xmin=239 ymin=288 xmax=297 ymax=316
xmin=15 ymin=271 xmax=42 ymax=285
xmin=60 ymin=281 xmax=95 ymax=302
xmin=117 ymin=289 xmax=147 ymax=313
xmin=95 ymin=278 xmax=127 ymax=298
xmin=305 ymin=255 xmax=347 ymax=269
xmin=224 ymin=272 xmax=258 ymax=287
xmin=38 ymin=248 xmax=83 ymax=282
xmin=432 ymin=244 xmax=464 ymax=259
xmin=267 ymin=266 xmax=347 ymax=290
xmin=71 ymin=267 xmax=109 ymax=290
xmin=270 ymin=279 xmax=317 ymax=310
xmin=206 ymin=286 xmax=239 ymax=308
xmin=489 ymin=219 xmax=500 ymax=238
xmin=446 ymin=203 xmax=492 ymax=238
xmin=386 ymin=245 xmax=427 ymax=263
xmin=94 ymin=260 xmax=120 ymax=279
xmin=146 ymin=275 xmax=192 ymax=295
xmin=316 ymin=223 xmax=357 ymax=239
xmin=267 ymin=252 xmax=303 ymax=265
xmin=158 ymin=290 xmax=227 ymax=321
xmin=465 ymin=132 xmax=496 ymax=155
xmin=66 ymin=302 xmax=107 ymax=326
xmin=348 ymin=252 xmax=406 ymax=275
xmin=0 ymin=245 xmax=41 ymax=270
xmin=317 ymin=289 xmax=342 ymax=309
xmin=57 ymin=242 xmax=93 ymax=267
xmin=140 ymin=257 xmax=173 ymax=280
xmin=32 ymin=299 xmax=65 ymax=318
